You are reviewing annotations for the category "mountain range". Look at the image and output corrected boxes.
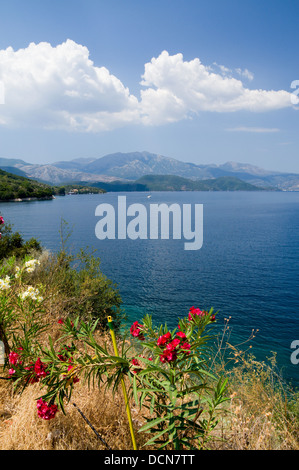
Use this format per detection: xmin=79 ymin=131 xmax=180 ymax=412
xmin=0 ymin=151 xmax=298 ymax=191
xmin=92 ymin=174 xmax=267 ymax=192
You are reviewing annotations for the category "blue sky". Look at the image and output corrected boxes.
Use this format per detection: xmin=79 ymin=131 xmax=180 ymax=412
xmin=0 ymin=0 xmax=298 ymax=172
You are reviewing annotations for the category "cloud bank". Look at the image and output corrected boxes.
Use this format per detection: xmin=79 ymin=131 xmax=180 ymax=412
xmin=0 ymin=40 xmax=139 ymax=131
xmin=0 ymin=40 xmax=293 ymax=132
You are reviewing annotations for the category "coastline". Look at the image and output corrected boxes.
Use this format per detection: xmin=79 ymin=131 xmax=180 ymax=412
xmin=0 ymin=196 xmax=55 ymax=203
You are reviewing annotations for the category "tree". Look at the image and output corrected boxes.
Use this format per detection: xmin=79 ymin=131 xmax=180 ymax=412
xmin=0 ymin=217 xmax=41 ymax=260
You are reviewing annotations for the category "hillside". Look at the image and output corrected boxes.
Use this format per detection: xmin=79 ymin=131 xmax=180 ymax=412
xmin=0 ymin=169 xmax=55 ymax=201
xmin=90 ymin=174 xmax=267 ymax=192
xmin=59 ymin=184 xmax=106 ymax=195
xmin=135 ymin=175 xmax=266 ymax=191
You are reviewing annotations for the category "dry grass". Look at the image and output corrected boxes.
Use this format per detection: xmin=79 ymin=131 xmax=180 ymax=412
xmin=208 ymin=354 xmax=299 ymax=450
xmin=0 ymin=380 xmax=135 ymax=450
xmin=0 ymin=347 xmax=148 ymax=451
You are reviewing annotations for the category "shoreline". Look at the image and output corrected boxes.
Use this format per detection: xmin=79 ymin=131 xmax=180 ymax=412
xmin=0 ymin=196 xmax=55 ymax=203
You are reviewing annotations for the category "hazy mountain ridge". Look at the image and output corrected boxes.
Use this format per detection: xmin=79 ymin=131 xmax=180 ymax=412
xmin=92 ymin=174 xmax=266 ymax=192
xmin=13 ymin=163 xmax=122 ymax=184
xmin=54 ymin=151 xmax=204 ymax=180
xmin=0 ymin=152 xmax=298 ymax=190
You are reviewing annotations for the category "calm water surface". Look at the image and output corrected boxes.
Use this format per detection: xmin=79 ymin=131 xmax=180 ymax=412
xmin=1 ymin=191 xmax=298 ymax=385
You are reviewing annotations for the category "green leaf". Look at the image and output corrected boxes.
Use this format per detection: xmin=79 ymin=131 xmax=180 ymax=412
xmin=133 ymin=374 xmax=139 ymax=406
xmin=142 ymin=426 xmax=170 ymax=447
xmin=139 ymin=415 xmax=168 ymax=432
xmin=149 ymin=394 xmax=156 ymax=415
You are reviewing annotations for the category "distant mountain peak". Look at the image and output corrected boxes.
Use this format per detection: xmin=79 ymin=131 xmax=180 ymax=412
xmin=219 ymin=161 xmax=276 ymax=175
xmin=0 ymin=152 xmax=298 ymax=190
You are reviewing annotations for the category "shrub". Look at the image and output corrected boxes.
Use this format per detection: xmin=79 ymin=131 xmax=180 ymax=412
xmin=2 ymin=296 xmax=229 ymax=450
xmin=0 ymin=216 xmax=41 ymax=261
xmin=35 ymin=247 xmax=124 ymax=331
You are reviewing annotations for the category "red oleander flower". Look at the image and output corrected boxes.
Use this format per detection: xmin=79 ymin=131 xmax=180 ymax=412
xmin=0 ymin=216 xmax=4 ymax=225
xmin=159 ymin=348 xmax=177 ymax=363
xmin=188 ymin=306 xmax=205 ymax=321
xmin=24 ymin=363 xmax=39 ymax=383
xmin=159 ymin=332 xmax=191 ymax=364
xmin=157 ymin=331 xmax=171 ymax=347
xmin=159 ymin=337 xmax=178 ymax=363
xmin=176 ymin=331 xmax=187 ymax=340
xmin=130 ymin=357 xmax=142 ymax=375
xmin=58 ymin=318 xmax=74 ymax=327
xmin=168 ymin=338 xmax=181 ymax=349
xmin=8 ymin=351 xmax=22 ymax=366
xmin=57 ymin=345 xmax=73 ymax=362
xmin=36 ymin=399 xmax=58 ymax=420
xmin=180 ymin=342 xmax=191 ymax=354
xmin=130 ymin=321 xmax=144 ymax=340
xmin=188 ymin=306 xmax=216 ymax=322
xmin=34 ymin=358 xmax=49 ymax=379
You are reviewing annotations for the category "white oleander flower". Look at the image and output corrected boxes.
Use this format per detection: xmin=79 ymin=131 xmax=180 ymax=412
xmin=26 ymin=267 xmax=35 ymax=273
xmin=0 ymin=275 xmax=11 ymax=290
xmin=15 ymin=266 xmax=21 ymax=278
xmin=19 ymin=285 xmax=43 ymax=302
xmin=24 ymin=259 xmax=40 ymax=273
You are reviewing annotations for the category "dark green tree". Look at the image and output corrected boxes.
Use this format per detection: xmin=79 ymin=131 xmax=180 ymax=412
xmin=0 ymin=217 xmax=41 ymax=260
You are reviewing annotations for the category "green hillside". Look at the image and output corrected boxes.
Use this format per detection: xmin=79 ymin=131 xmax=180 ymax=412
xmin=92 ymin=174 xmax=268 ymax=192
xmin=0 ymin=168 xmax=55 ymax=201
xmin=136 ymin=175 xmax=265 ymax=191
xmin=59 ymin=183 xmax=106 ymax=195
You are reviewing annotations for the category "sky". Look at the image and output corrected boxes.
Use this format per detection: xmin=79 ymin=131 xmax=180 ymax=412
xmin=0 ymin=0 xmax=298 ymax=173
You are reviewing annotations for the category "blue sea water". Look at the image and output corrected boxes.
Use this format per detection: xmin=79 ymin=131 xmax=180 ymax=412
xmin=1 ymin=191 xmax=298 ymax=386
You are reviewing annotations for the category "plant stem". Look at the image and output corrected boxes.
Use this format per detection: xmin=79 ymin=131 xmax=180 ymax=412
xmin=108 ymin=316 xmax=138 ymax=451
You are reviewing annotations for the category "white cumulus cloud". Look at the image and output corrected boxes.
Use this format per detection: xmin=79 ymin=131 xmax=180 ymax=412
xmin=140 ymin=51 xmax=292 ymax=124
xmin=0 ymin=43 xmax=293 ymax=132
xmin=0 ymin=39 xmax=139 ymax=131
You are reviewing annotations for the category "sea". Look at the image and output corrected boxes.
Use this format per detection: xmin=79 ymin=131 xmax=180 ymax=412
xmin=1 ymin=190 xmax=298 ymax=387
